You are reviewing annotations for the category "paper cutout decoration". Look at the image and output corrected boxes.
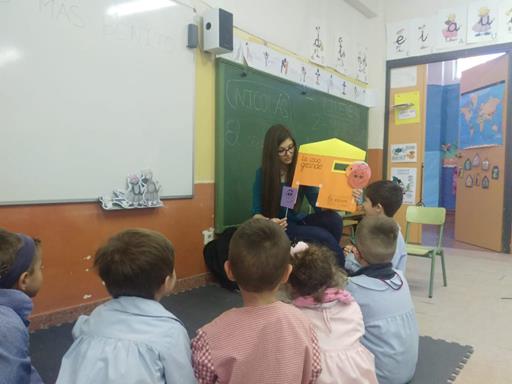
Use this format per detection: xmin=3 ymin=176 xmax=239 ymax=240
xmin=465 ymin=175 xmax=474 ymax=187
xmin=280 ymin=186 xmax=298 ymax=209
xmin=482 ymin=176 xmax=490 ymax=189
xmin=292 ymin=138 xmax=367 ymax=212
xmin=464 ymin=158 xmax=472 ymax=170
xmin=475 ymin=173 xmax=481 ymax=186
xmin=457 ymin=167 xmax=464 ymax=178
xmin=472 ymin=153 xmax=481 ymax=167
xmin=482 ymin=158 xmax=490 ymax=171
xmin=492 ymin=166 xmax=500 ymax=179
xmin=100 ymin=169 xmax=163 ymax=210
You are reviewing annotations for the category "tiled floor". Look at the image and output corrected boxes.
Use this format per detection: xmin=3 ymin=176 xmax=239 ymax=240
xmin=410 ymin=211 xmax=512 ymax=383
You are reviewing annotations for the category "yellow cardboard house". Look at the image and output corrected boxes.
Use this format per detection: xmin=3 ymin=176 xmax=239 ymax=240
xmin=291 ymin=138 xmax=367 ymax=212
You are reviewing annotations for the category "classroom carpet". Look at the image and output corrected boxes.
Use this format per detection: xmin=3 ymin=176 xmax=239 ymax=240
xmin=30 ymin=284 xmax=472 ymax=384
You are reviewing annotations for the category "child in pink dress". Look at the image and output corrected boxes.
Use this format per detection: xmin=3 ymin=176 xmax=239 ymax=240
xmin=191 ymin=218 xmax=321 ymax=384
xmin=287 ymin=242 xmax=378 ymax=384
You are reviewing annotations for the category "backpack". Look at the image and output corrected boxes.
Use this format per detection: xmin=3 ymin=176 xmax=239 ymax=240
xmin=203 ymin=226 xmax=238 ymax=291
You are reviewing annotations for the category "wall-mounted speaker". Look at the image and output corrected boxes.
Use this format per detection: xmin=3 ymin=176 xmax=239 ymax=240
xmin=202 ymin=8 xmax=233 ymax=55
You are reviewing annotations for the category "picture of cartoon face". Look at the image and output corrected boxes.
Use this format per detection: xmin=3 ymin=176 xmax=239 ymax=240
xmin=346 ymin=161 xmax=371 ymax=189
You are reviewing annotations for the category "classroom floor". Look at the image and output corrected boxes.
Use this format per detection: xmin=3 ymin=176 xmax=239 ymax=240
xmin=407 ymin=245 xmax=512 ymax=383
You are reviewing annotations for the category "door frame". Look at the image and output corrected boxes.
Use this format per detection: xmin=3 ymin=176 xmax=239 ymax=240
xmin=383 ymin=43 xmax=512 ymax=253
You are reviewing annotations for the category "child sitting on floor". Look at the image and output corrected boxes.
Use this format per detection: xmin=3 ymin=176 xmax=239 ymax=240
xmin=346 ymin=216 xmax=419 ymax=384
xmin=191 ymin=218 xmax=321 ymax=384
xmin=286 ymin=241 xmax=378 ymax=384
xmin=345 ymin=180 xmax=407 ymax=273
xmin=0 ymin=228 xmax=44 ymax=384
xmin=56 ymin=228 xmax=196 ymax=384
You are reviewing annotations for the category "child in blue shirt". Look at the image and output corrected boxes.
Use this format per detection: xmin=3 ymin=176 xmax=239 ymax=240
xmin=0 ymin=228 xmax=44 ymax=384
xmin=346 ymin=216 xmax=418 ymax=384
xmin=345 ymin=180 xmax=407 ymax=273
xmin=56 ymin=229 xmax=196 ymax=384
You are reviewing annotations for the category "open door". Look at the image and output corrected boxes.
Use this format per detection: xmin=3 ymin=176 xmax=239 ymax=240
xmin=455 ymin=54 xmax=510 ymax=252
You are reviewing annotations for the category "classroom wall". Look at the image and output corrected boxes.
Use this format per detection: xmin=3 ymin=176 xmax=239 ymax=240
xmin=195 ymin=0 xmax=387 ymax=150
xmin=384 ymin=0 xmax=491 ymax=23
xmin=1 ymin=1 xmax=388 ymax=325
xmin=0 ymin=39 xmax=216 ymax=325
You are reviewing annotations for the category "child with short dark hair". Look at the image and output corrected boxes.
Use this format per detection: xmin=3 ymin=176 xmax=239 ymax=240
xmin=191 ymin=218 xmax=321 ymax=384
xmin=56 ymin=228 xmax=196 ymax=384
xmin=346 ymin=216 xmax=418 ymax=384
xmin=287 ymin=242 xmax=378 ymax=384
xmin=0 ymin=228 xmax=44 ymax=384
xmin=345 ymin=180 xmax=407 ymax=273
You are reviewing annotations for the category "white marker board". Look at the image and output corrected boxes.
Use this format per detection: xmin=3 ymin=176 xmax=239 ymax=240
xmin=0 ymin=0 xmax=195 ymax=204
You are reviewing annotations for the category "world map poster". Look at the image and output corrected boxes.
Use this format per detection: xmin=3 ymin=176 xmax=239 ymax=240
xmin=459 ymin=81 xmax=504 ymax=149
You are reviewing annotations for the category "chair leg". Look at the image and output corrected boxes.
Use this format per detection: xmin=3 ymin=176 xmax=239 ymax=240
xmin=429 ymin=251 xmax=436 ymax=298
xmin=439 ymin=249 xmax=447 ymax=287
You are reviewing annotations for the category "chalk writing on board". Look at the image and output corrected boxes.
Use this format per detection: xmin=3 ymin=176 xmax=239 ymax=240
xmin=321 ymin=99 xmax=360 ymax=127
xmin=299 ymin=155 xmax=323 ymax=172
xmin=226 ymin=80 xmax=290 ymax=119
xmin=39 ymin=0 xmax=86 ymax=28
xmin=103 ymin=19 xmax=176 ymax=53
xmin=225 ymin=119 xmax=240 ymax=146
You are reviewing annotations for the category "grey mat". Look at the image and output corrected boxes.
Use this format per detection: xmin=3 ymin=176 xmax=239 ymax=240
xmin=411 ymin=336 xmax=473 ymax=384
xmin=31 ymin=284 xmax=471 ymax=384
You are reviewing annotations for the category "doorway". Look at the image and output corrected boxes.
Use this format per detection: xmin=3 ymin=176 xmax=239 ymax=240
xmin=422 ymin=53 xmax=506 ymax=251
xmin=384 ymin=46 xmax=512 ymax=253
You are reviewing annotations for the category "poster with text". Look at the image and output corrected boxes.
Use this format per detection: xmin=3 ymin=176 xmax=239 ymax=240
xmin=386 ymin=21 xmax=410 ymax=59
xmin=498 ymin=0 xmax=512 ymax=41
xmin=309 ymin=22 xmax=326 ymax=66
xmin=391 ymin=143 xmax=418 ymax=163
xmin=355 ymin=46 xmax=368 ymax=84
xmin=391 ymin=168 xmax=417 ymax=205
xmin=408 ymin=17 xmax=434 ymax=56
xmin=435 ymin=6 xmax=467 ymax=50
xmin=467 ymin=1 xmax=498 ymax=43
xmin=333 ymin=32 xmax=354 ymax=77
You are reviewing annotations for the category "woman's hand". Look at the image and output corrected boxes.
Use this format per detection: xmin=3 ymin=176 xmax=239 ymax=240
xmin=270 ymin=217 xmax=288 ymax=229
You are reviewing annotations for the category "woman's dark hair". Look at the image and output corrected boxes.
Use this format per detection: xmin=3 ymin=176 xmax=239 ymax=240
xmin=261 ymin=124 xmax=298 ymax=218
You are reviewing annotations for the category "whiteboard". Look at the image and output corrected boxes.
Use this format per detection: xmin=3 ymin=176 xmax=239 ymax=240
xmin=0 ymin=0 xmax=195 ymax=204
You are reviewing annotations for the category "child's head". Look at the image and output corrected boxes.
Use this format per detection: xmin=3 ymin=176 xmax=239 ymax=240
xmin=288 ymin=243 xmax=347 ymax=303
xmin=363 ymin=180 xmax=403 ymax=217
xmin=0 ymin=228 xmax=43 ymax=297
xmin=355 ymin=216 xmax=398 ymax=265
xmin=94 ymin=228 xmax=176 ymax=300
xmin=227 ymin=218 xmax=291 ymax=293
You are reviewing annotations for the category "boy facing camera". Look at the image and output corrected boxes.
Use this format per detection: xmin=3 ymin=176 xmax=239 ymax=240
xmin=0 ymin=228 xmax=44 ymax=384
xmin=345 ymin=180 xmax=407 ymax=273
xmin=192 ymin=218 xmax=321 ymax=384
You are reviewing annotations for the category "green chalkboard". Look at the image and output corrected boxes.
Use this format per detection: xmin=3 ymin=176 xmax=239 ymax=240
xmin=215 ymin=59 xmax=368 ymax=232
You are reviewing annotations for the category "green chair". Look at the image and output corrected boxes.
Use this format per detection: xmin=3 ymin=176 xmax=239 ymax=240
xmin=404 ymin=206 xmax=447 ymax=298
